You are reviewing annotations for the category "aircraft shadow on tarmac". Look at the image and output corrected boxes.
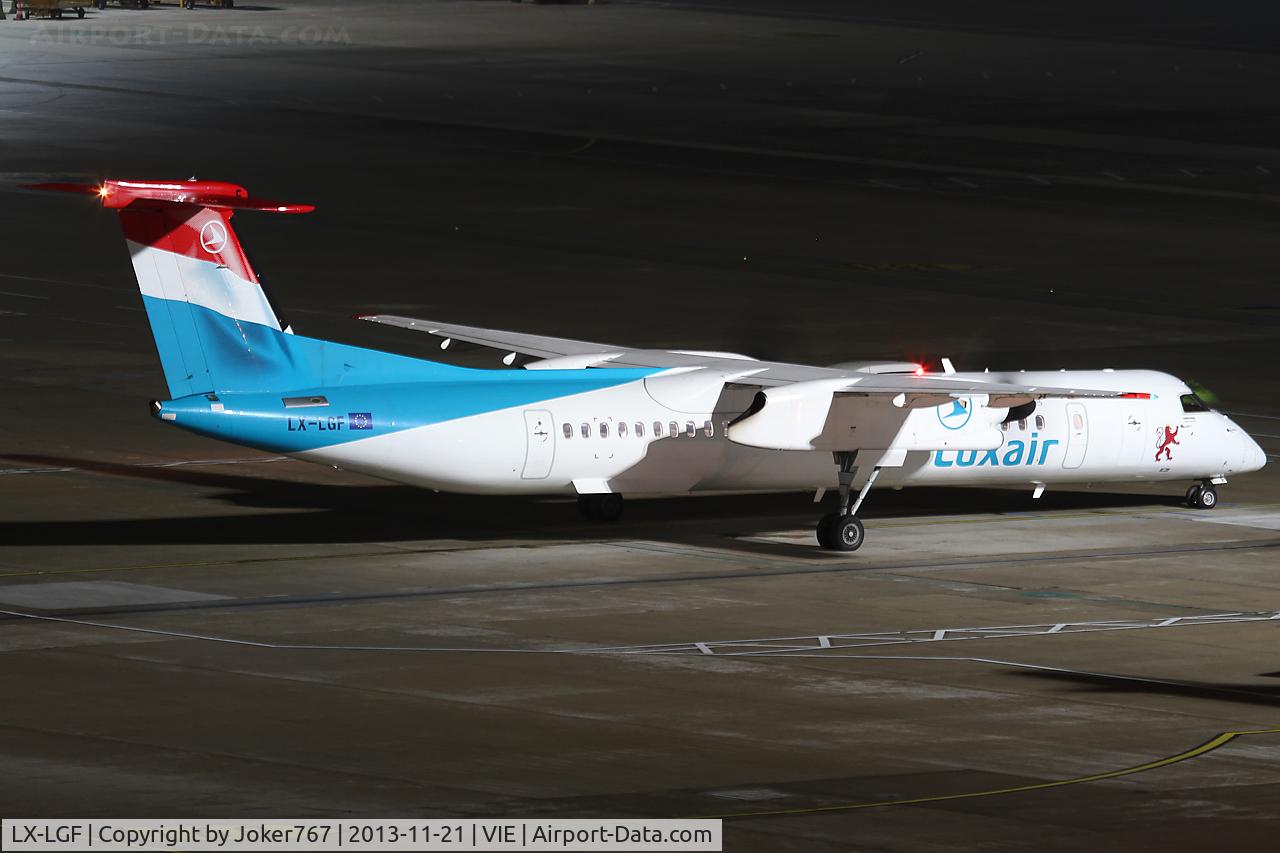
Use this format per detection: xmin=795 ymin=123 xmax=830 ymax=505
xmin=0 ymin=453 xmax=1189 ymax=550
xmin=1014 ymin=669 xmax=1280 ymax=709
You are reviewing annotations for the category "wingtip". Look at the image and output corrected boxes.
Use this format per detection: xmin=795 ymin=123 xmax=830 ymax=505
xmin=24 ymin=182 xmax=103 ymax=196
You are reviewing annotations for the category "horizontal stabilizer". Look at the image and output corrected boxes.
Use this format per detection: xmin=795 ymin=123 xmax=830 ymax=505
xmin=28 ymin=180 xmax=314 ymax=214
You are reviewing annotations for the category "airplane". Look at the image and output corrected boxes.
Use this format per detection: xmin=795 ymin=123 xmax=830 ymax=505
xmin=30 ymin=179 xmax=1267 ymax=551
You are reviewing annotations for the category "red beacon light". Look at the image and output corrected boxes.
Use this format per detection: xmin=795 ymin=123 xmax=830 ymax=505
xmin=1119 ymin=392 xmax=1151 ymax=399
xmin=913 ymin=364 xmax=925 ymax=376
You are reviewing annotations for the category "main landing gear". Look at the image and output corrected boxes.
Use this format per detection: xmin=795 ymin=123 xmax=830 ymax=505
xmin=1185 ymin=480 xmax=1219 ymax=510
xmin=579 ymin=492 xmax=623 ymax=522
xmin=816 ymin=452 xmax=882 ymax=552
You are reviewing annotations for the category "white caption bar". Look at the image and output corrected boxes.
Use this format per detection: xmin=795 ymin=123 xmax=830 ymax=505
xmin=1 ymin=820 xmax=721 ymax=852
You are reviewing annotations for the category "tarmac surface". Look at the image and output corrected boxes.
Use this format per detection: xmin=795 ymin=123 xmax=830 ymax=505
xmin=2 ymin=2 xmax=1280 ymax=850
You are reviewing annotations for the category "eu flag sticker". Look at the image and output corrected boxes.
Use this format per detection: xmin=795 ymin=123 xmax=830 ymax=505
xmin=348 ymin=412 xmax=373 ymax=430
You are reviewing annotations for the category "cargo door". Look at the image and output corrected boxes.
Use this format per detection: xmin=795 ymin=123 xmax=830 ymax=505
xmin=522 ymin=409 xmax=555 ymax=479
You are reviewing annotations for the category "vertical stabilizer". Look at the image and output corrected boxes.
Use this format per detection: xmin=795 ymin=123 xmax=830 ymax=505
xmin=32 ymin=180 xmax=313 ymax=397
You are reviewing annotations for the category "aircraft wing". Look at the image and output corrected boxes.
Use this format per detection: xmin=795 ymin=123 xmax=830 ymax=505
xmin=727 ymin=375 xmax=1120 ymax=451
xmin=361 ymin=313 xmax=833 ymax=380
xmin=359 ymin=316 xmax=1124 ymax=408
xmin=359 ymin=314 xmax=618 ymax=361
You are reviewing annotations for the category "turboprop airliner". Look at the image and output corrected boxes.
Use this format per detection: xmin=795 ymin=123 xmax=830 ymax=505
xmin=33 ymin=179 xmax=1267 ymax=551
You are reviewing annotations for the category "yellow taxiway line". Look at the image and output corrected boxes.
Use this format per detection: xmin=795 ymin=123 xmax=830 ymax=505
xmin=700 ymin=727 xmax=1280 ymax=820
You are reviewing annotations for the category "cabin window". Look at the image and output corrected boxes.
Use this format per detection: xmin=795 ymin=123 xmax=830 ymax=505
xmin=635 ymin=422 xmax=645 ymax=438
xmin=1018 ymin=418 xmax=1027 ymax=431
xmin=1035 ymin=415 xmax=1045 ymax=430
xmin=704 ymin=420 xmax=714 ymax=437
xmin=1001 ymin=422 xmax=1009 ymax=432
xmin=563 ymin=423 xmax=573 ymax=439
xmin=686 ymin=421 xmax=696 ymax=437
xmin=670 ymin=421 xmax=679 ymax=437
xmin=1072 ymin=413 xmax=1084 ymax=431
xmin=618 ymin=421 xmax=628 ymax=438
xmin=599 ymin=422 xmax=609 ymax=439
xmin=653 ymin=421 xmax=663 ymax=437
xmin=1180 ymin=393 xmax=1210 ymax=413
xmin=581 ymin=423 xmax=590 ymax=439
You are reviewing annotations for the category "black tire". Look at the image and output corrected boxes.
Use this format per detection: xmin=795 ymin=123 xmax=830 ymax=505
xmin=77 ymin=7 xmax=85 ymax=17
xmin=828 ymin=514 xmax=865 ymax=552
xmin=1185 ymin=484 xmax=1202 ymax=508
xmin=52 ymin=8 xmax=62 ymax=17
xmin=815 ymin=512 xmax=840 ymax=549
xmin=1196 ymin=486 xmax=1218 ymax=510
xmin=578 ymin=493 xmax=623 ymax=522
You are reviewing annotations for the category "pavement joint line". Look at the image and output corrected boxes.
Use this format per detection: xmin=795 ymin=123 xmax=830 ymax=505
xmin=0 ymin=455 xmax=292 ymax=475
xmin=3 ymin=609 xmax=1277 ymax=658
xmin=693 ymin=725 xmax=1280 ymax=820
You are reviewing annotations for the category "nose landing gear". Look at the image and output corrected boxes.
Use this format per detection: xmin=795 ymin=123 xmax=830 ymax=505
xmin=1185 ymin=481 xmax=1218 ymax=509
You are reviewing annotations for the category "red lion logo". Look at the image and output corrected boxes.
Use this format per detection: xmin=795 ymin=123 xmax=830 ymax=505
xmin=1155 ymin=425 xmax=1180 ymax=461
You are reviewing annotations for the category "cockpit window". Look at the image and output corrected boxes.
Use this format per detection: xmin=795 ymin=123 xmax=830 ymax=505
xmin=1180 ymin=393 xmax=1210 ymax=413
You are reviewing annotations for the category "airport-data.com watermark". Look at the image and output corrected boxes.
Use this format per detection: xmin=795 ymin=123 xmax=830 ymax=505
xmin=25 ymin=22 xmax=351 ymax=47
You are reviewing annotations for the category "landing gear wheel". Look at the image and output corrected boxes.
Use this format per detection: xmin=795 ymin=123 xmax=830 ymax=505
xmin=814 ymin=512 xmax=865 ymax=550
xmin=815 ymin=512 xmax=840 ymax=549
xmin=821 ymin=514 xmax=864 ymax=552
xmin=1185 ymin=484 xmax=1201 ymax=507
xmin=1192 ymin=485 xmax=1218 ymax=510
xmin=76 ymin=7 xmax=85 ymax=16
xmin=578 ymin=493 xmax=623 ymax=522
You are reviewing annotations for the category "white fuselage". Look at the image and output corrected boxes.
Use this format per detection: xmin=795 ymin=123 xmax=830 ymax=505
xmin=297 ymin=369 xmax=1267 ymax=497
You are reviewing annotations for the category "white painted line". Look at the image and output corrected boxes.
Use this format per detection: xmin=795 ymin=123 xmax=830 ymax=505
xmin=4 ymin=610 xmax=1277 ymax=660
xmin=0 ymin=456 xmax=291 ymax=475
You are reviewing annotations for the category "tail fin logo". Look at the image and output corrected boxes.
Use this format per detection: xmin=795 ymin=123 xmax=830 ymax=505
xmin=200 ymin=220 xmax=228 ymax=254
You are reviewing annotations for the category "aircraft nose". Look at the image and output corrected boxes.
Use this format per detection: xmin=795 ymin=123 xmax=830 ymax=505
xmin=1245 ymin=434 xmax=1268 ymax=472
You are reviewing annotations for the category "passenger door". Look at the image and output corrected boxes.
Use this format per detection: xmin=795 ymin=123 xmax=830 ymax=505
xmin=1062 ymin=403 xmax=1088 ymax=469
